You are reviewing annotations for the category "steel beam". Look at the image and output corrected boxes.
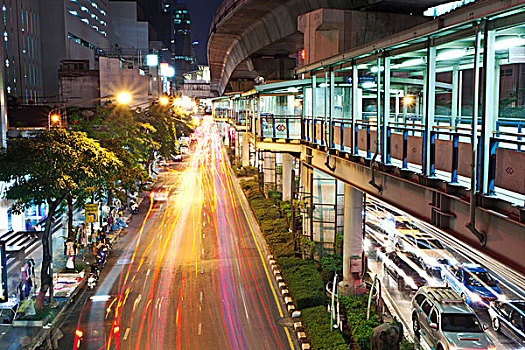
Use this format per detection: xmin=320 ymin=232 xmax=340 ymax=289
xmin=480 ymin=26 xmax=497 ymax=195
xmin=330 ymin=68 xmax=335 ymax=148
xmin=382 ymin=56 xmax=391 ymax=164
xmin=303 ymin=145 xmax=525 ymax=274
xmin=423 ymin=42 xmax=436 ymax=176
xmin=376 ymin=56 xmax=382 ymax=158
xmin=451 ymin=66 xmax=459 ymax=129
xmin=352 ymin=64 xmax=359 ymax=155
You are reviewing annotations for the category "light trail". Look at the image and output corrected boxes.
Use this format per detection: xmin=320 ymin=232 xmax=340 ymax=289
xmin=94 ymin=116 xmax=295 ymax=350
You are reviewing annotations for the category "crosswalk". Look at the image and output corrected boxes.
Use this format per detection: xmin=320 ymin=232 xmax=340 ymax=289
xmin=0 ymin=217 xmax=62 ymax=272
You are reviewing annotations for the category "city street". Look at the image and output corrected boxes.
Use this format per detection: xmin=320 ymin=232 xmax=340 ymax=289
xmin=58 ymin=121 xmax=296 ymax=350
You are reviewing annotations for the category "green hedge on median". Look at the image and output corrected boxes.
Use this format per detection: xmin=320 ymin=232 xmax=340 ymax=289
xmin=301 ymin=306 xmax=351 ymax=350
xmin=277 ymin=257 xmax=326 ymax=310
xmin=339 ymin=295 xmax=381 ymax=350
xmin=241 ymin=179 xmax=325 ymax=309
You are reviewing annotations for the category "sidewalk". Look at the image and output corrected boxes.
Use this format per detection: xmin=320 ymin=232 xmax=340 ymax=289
xmin=0 ymin=195 xmax=144 ymax=350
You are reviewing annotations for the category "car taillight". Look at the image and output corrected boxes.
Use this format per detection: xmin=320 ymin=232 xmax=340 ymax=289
xmin=75 ymin=329 xmax=83 ymax=338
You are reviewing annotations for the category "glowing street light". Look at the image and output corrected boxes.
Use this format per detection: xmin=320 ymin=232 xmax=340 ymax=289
xmin=403 ymin=96 xmax=415 ymax=106
xmin=159 ymin=96 xmax=170 ymax=106
xmin=116 ymin=91 xmax=132 ymax=105
xmin=50 ymin=114 xmax=60 ymax=124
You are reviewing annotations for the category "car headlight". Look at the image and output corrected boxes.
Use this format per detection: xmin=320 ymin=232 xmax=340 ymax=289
xmin=487 ymin=346 xmax=496 ymax=350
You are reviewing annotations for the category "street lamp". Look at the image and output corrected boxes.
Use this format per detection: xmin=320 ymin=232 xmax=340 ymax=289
xmin=159 ymin=96 xmax=170 ymax=106
xmin=48 ymin=109 xmax=65 ymax=129
xmin=403 ymin=96 xmax=414 ymax=106
xmin=116 ymin=91 xmax=132 ymax=105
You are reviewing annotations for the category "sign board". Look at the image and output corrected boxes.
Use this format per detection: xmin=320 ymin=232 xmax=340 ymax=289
xmin=85 ymin=204 xmax=99 ymax=224
xmin=0 ymin=242 xmax=7 ymax=302
xmin=346 ymin=76 xmax=376 ymax=84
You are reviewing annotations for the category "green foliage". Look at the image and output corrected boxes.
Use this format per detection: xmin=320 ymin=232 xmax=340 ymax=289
xmin=301 ymin=306 xmax=351 ymax=350
xmin=320 ymin=254 xmax=343 ymax=284
xmin=235 ymin=166 xmax=258 ymax=177
xmin=69 ymin=103 xmax=193 ymax=191
xmin=267 ymin=190 xmax=282 ymax=201
xmin=0 ymin=129 xmax=120 ymax=209
xmin=240 ymin=179 xmax=326 ymax=309
xmin=339 ymin=295 xmax=382 ymax=350
xmin=0 ymin=129 xmax=121 ymax=299
xmin=276 ymin=257 xmax=326 ymax=310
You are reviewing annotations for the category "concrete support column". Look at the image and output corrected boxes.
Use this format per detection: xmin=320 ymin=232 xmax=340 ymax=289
xmin=339 ymin=185 xmax=365 ymax=296
xmin=242 ymin=132 xmax=250 ymax=167
xmin=282 ymin=153 xmax=293 ymax=201
xmin=234 ymin=131 xmax=240 ymax=161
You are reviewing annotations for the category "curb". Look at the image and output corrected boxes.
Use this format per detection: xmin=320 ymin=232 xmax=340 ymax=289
xmin=267 ymin=254 xmax=311 ymax=350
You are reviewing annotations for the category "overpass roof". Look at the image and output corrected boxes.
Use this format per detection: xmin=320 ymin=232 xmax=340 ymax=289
xmin=208 ymin=0 xmax=450 ymax=95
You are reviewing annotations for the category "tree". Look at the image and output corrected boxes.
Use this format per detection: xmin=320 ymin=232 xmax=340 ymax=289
xmin=0 ymin=129 xmax=121 ymax=306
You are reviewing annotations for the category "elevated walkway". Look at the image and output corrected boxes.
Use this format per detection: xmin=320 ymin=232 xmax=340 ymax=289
xmin=212 ymin=0 xmax=525 ymax=273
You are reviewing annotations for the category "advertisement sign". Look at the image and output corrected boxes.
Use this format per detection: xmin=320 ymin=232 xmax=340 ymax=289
xmin=85 ymin=204 xmax=98 ymax=224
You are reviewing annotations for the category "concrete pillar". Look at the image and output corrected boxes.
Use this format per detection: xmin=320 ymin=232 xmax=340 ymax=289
xmin=242 ymin=132 xmax=250 ymax=167
xmin=282 ymin=153 xmax=293 ymax=201
xmin=234 ymin=131 xmax=240 ymax=161
xmin=339 ymin=185 xmax=365 ymax=296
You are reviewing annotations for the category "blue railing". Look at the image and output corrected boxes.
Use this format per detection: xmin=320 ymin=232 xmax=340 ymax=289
xmin=218 ymin=111 xmax=525 ymax=196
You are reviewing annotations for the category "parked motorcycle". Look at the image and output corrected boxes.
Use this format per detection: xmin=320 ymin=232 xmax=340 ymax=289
xmin=130 ymin=200 xmax=139 ymax=215
xmin=96 ymin=249 xmax=108 ymax=267
xmin=87 ymin=264 xmax=100 ymax=289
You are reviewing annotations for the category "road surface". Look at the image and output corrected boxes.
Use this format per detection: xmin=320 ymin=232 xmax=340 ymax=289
xmin=58 ymin=120 xmax=296 ymax=350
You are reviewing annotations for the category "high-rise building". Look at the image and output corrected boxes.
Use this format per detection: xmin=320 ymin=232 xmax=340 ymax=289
xmin=171 ymin=2 xmax=193 ymax=77
xmin=0 ymin=0 xmax=44 ymax=104
xmin=39 ymin=0 xmax=110 ymax=100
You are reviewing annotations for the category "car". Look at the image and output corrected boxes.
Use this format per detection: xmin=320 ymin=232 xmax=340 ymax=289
xmin=441 ymin=263 xmax=502 ymax=308
xmin=411 ymin=287 xmax=495 ymax=350
xmin=488 ymin=300 xmax=525 ymax=347
xmin=396 ymin=233 xmax=454 ymax=275
xmin=73 ymin=295 xmax=119 ymax=349
xmin=150 ymin=186 xmax=169 ymax=202
xmin=382 ymin=251 xmax=427 ymax=294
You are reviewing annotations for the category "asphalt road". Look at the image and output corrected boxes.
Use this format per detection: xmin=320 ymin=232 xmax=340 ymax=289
xmin=57 ymin=121 xmax=296 ymax=350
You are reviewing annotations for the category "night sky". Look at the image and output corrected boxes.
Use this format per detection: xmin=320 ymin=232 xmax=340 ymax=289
xmin=184 ymin=0 xmax=224 ymax=65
